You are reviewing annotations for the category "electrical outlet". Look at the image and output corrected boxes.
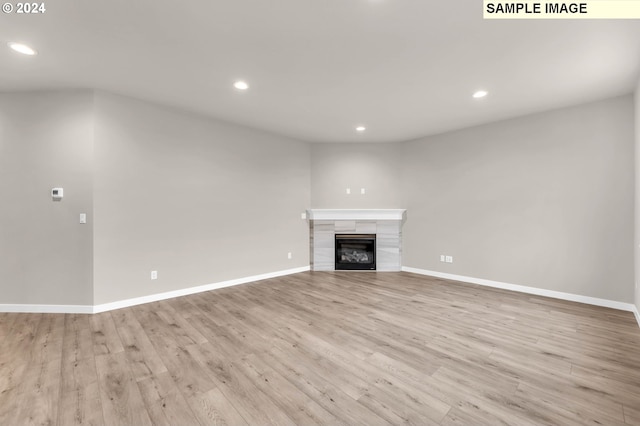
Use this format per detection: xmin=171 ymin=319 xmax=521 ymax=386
xmin=301 ymin=212 xmax=307 ymax=220
xmin=346 ymin=188 xmax=351 ymax=195
xmin=440 ymin=255 xmax=445 ymax=262
xmin=287 ymin=252 xmax=292 ymax=260
xmin=445 ymin=256 xmax=453 ymax=263
xmin=360 ymin=188 xmax=366 ymax=195
xmin=151 ymin=270 xmax=158 ymax=280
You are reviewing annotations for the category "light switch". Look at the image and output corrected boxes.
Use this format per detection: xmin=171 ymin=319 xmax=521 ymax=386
xmin=79 ymin=213 xmax=87 ymax=224
xmin=361 ymin=188 xmax=366 ymax=194
xmin=346 ymin=188 xmax=351 ymax=194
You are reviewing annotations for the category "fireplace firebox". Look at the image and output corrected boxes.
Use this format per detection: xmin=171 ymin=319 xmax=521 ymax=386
xmin=335 ymin=234 xmax=376 ymax=270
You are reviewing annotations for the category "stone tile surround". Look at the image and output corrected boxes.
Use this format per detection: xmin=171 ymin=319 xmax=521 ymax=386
xmin=307 ymin=209 xmax=406 ymax=271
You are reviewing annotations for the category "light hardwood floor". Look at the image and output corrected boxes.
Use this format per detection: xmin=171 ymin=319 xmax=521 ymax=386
xmin=1 ymin=271 xmax=640 ymax=425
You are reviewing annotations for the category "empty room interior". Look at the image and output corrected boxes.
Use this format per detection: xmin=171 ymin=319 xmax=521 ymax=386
xmin=2 ymin=1 xmax=640 ymax=425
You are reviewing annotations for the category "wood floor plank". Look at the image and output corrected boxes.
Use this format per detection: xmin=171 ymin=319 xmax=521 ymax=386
xmin=623 ymin=404 xmax=640 ymax=425
xmin=185 ymin=342 xmax=297 ymax=426
xmin=114 ymin=309 xmax=168 ymax=382
xmin=0 ymin=314 xmax=42 ymax=425
xmin=516 ymin=381 xmax=625 ymax=422
xmin=1 ymin=271 xmax=639 ymax=425
xmin=261 ymin=346 xmax=391 ymax=426
xmin=281 ymin=321 xmax=452 ymax=423
xmin=356 ymin=385 xmax=443 ymax=425
xmin=513 ymin=382 xmax=627 ymax=426
xmin=240 ymin=352 xmax=342 ymax=425
xmin=13 ymin=358 xmax=62 ymax=426
xmin=0 ymin=313 xmax=42 ymax=365
xmin=136 ymin=371 xmax=200 ymax=426
xmin=90 ymin=313 xmax=124 ymax=356
xmin=57 ymin=357 xmax=104 ymax=426
xmin=154 ymin=301 xmax=208 ymax=346
xmin=94 ymin=352 xmax=152 ymax=426
xmin=441 ymin=406 xmax=513 ymax=426
xmin=186 ymin=387 xmax=249 ymax=426
xmin=12 ymin=314 xmax=65 ymax=426
xmin=61 ymin=314 xmax=95 ymax=364
xmin=431 ymin=370 xmax=545 ymax=426
xmin=133 ymin=318 xmax=217 ymax=398
xmin=58 ymin=314 xmax=104 ymax=426
xmin=0 ymin=313 xmax=16 ymax=340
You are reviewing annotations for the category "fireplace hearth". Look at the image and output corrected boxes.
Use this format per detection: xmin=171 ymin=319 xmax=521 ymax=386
xmin=335 ymin=234 xmax=376 ymax=270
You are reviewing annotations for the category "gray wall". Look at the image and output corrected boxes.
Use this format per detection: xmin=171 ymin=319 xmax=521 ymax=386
xmin=0 ymin=91 xmax=94 ymax=305
xmin=92 ymin=92 xmax=310 ymax=305
xmin=310 ymin=143 xmax=402 ymax=208
xmin=1 ymin=90 xmax=635 ymax=308
xmin=402 ymin=95 xmax=635 ymax=303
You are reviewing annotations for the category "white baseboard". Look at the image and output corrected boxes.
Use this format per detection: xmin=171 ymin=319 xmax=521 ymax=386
xmin=0 ymin=304 xmax=94 ymax=314
xmin=2 ymin=266 xmax=637 ymax=329
xmin=0 ymin=266 xmax=310 ymax=315
xmin=402 ymin=266 xmax=638 ymax=315
xmin=92 ymin=266 xmax=310 ymax=313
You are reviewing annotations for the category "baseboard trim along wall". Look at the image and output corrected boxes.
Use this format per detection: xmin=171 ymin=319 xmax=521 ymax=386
xmin=402 ymin=266 xmax=640 ymax=326
xmin=2 ymin=265 xmax=638 ymax=329
xmin=93 ymin=266 xmax=310 ymax=313
xmin=0 ymin=266 xmax=310 ymax=314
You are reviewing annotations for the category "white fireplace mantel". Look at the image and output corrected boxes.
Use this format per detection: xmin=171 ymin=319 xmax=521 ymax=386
xmin=307 ymin=209 xmax=406 ymax=221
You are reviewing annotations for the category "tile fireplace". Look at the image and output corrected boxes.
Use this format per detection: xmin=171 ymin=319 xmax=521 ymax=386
xmin=307 ymin=209 xmax=406 ymax=271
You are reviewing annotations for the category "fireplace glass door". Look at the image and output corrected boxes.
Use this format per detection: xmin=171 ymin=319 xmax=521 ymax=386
xmin=335 ymin=234 xmax=376 ymax=270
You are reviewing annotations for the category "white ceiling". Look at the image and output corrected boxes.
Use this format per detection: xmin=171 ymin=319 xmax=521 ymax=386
xmin=2 ymin=1 xmax=640 ymax=143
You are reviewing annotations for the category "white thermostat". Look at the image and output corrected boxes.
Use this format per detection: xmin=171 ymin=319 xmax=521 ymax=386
xmin=51 ymin=188 xmax=63 ymax=201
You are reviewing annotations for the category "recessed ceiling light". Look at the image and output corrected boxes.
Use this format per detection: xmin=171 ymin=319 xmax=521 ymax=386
xmin=473 ymin=90 xmax=488 ymax=99
xmin=8 ymin=42 xmax=37 ymax=56
xmin=356 ymin=126 xmax=366 ymax=132
xmin=233 ymin=81 xmax=249 ymax=90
